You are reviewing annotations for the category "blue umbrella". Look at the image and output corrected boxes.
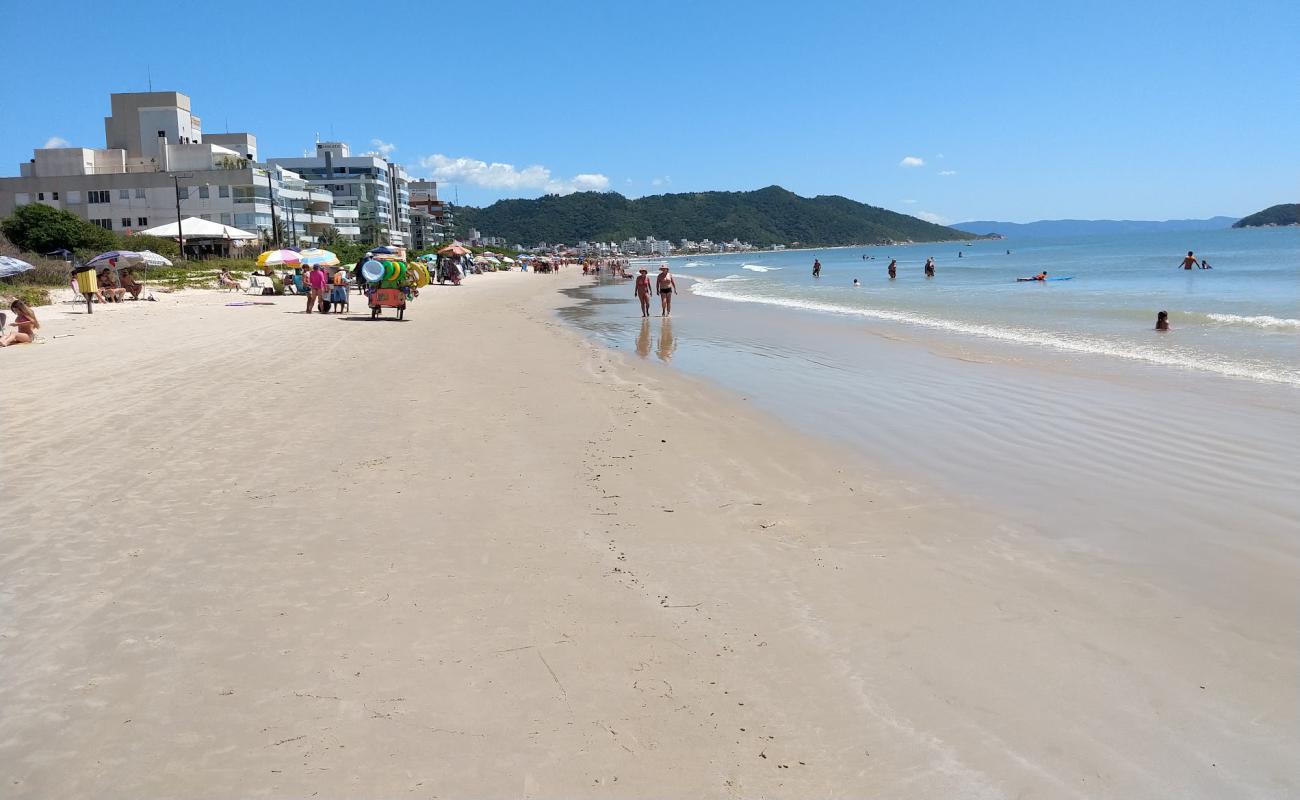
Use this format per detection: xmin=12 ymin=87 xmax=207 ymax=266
xmin=86 ymin=250 xmax=145 ymax=268
xmin=0 ymin=255 xmax=35 ymax=279
xmin=368 ymin=245 xmax=398 ymax=255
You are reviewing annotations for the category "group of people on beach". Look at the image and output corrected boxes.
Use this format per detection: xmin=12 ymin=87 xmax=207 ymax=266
xmin=633 ymin=265 xmax=677 ymax=317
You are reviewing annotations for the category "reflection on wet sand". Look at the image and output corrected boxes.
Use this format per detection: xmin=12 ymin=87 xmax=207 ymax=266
xmin=634 ymin=317 xmax=677 ymax=361
xmin=636 ymin=318 xmax=651 ymax=358
xmin=657 ymin=317 xmax=676 ymax=362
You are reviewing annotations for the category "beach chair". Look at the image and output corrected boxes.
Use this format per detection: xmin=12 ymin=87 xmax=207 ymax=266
xmin=246 ymin=274 xmax=274 ymax=295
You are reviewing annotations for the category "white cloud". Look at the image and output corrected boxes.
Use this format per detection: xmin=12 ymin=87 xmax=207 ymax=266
xmin=650 ymin=175 xmax=672 ymax=188
xmin=938 ymin=170 xmax=957 ymax=176
xmin=370 ymin=139 xmax=396 ymax=156
xmin=43 ymin=136 xmax=69 ymax=148
xmin=418 ymin=153 xmax=610 ymax=195
xmin=899 ymin=156 xmax=925 ymax=168
xmin=903 ymin=198 xmax=918 ymax=204
xmin=936 ymin=153 xmax=946 ymax=159
xmin=916 ymin=211 xmax=950 ymax=225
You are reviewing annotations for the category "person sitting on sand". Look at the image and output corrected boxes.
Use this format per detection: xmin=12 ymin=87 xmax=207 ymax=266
xmin=120 ymin=268 xmax=144 ymax=299
xmin=1180 ymin=251 xmax=1198 ymax=270
xmin=634 ymin=268 xmax=653 ymax=317
xmin=218 ymin=269 xmax=240 ymax=292
xmin=0 ymin=299 xmax=39 ymax=346
xmin=1155 ymin=311 xmax=1170 ymax=331
xmin=98 ymin=268 xmax=125 ymax=302
xmin=656 ymin=265 xmax=677 ymax=316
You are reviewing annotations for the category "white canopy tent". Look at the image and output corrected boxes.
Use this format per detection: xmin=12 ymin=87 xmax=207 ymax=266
xmin=139 ymin=217 xmax=258 ymax=242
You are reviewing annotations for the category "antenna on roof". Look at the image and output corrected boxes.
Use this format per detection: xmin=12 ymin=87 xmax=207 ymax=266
xmin=147 ymin=65 xmax=152 ymax=91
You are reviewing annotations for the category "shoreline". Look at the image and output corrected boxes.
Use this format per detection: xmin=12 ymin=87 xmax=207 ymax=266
xmin=2 ymin=272 xmax=1295 ymax=797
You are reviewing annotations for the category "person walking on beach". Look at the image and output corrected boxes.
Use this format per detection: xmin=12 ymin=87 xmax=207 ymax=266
xmin=656 ymin=265 xmax=677 ymax=316
xmin=634 ymin=268 xmax=653 ymax=317
xmin=1179 ymin=251 xmax=1199 ymax=270
xmin=812 ymin=258 xmax=821 ymax=278
xmin=306 ymin=263 xmax=328 ymax=313
xmin=0 ymin=299 xmax=39 ymax=347
xmin=887 ymin=259 xmax=897 ymax=280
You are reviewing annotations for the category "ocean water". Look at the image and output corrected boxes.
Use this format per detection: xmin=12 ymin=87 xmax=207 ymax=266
xmin=560 ymin=227 xmax=1299 ymax=602
xmin=670 ymin=227 xmax=1299 ymax=385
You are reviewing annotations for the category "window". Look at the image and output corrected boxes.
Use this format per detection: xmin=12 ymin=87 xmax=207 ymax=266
xmin=121 ymin=217 xmax=132 ymax=228
xmin=119 ymin=189 xmax=130 ymax=199
xmin=220 ymin=213 xmax=232 ymax=225
xmin=137 ymin=217 xmax=148 ymax=226
xmin=87 ymin=190 xmax=110 ymax=204
xmin=198 ymin=185 xmax=209 ymax=199
xmin=37 ymin=192 xmax=44 ymax=200
xmin=90 ymin=218 xmax=113 ymax=230
xmin=135 ymin=187 xmax=145 ymax=198
xmin=157 ymin=130 xmax=165 ymax=138
xmin=52 ymin=191 xmax=59 ymax=200
xmin=176 ymin=186 xmax=189 ymax=200
xmin=218 ymin=184 xmax=229 ymax=198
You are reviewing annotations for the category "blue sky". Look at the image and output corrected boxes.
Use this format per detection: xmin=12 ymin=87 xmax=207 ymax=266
xmin=1 ymin=0 xmax=1296 ymax=222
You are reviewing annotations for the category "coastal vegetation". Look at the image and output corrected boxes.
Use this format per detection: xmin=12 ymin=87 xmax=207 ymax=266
xmin=453 ymin=185 xmax=972 ymax=247
xmin=1233 ymin=204 xmax=1299 ymax=228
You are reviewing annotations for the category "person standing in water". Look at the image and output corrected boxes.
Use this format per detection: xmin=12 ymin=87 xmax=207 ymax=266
xmin=656 ymin=265 xmax=677 ymax=316
xmin=1155 ymin=311 xmax=1170 ymax=331
xmin=812 ymin=258 xmax=821 ymax=278
xmin=924 ymin=257 xmax=936 ymax=278
xmin=634 ymin=268 xmax=653 ymax=317
xmin=887 ymin=259 xmax=897 ymax=280
xmin=1179 ymin=251 xmax=1199 ymax=270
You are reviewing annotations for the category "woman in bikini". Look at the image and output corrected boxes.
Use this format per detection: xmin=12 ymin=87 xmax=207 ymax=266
xmin=656 ymin=265 xmax=677 ymax=316
xmin=634 ymin=268 xmax=653 ymax=317
xmin=0 ymin=299 xmax=40 ymax=346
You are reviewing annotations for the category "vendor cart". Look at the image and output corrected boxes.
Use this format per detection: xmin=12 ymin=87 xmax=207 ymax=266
xmin=368 ymin=287 xmax=407 ymax=320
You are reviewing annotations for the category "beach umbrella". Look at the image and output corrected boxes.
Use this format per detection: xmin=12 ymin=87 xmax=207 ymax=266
xmin=256 ymin=249 xmax=302 ymax=268
xmin=86 ymin=250 xmax=145 ymax=268
xmin=136 ymin=250 xmax=173 ymax=267
xmin=0 ymin=255 xmax=35 ymax=279
xmin=298 ymin=248 xmax=340 ymax=267
xmin=438 ymin=243 xmax=471 ymax=256
xmin=369 ymin=245 xmax=399 ymax=255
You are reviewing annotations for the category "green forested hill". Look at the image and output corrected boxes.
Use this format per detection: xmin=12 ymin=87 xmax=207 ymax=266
xmin=453 ymin=186 xmax=973 ymax=246
xmin=1232 ymin=204 xmax=1299 ymax=228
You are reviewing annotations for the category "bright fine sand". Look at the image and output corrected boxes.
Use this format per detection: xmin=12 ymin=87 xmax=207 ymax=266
xmin=1 ymin=272 xmax=1295 ymax=798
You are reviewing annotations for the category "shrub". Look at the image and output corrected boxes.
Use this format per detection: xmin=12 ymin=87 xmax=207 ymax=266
xmin=1 ymin=203 xmax=118 ymax=254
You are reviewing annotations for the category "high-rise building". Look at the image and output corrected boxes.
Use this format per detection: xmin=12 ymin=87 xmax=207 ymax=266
xmin=0 ymin=91 xmax=345 ymax=250
xmin=269 ymin=143 xmax=410 ymax=247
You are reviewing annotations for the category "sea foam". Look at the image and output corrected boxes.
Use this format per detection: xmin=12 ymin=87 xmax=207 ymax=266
xmin=690 ymin=279 xmax=1300 ymax=386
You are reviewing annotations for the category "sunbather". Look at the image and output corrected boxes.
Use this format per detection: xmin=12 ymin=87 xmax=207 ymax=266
xmin=98 ymin=269 xmax=126 ymax=302
xmin=0 ymin=299 xmax=39 ymax=346
xmin=121 ymin=268 xmax=144 ymax=299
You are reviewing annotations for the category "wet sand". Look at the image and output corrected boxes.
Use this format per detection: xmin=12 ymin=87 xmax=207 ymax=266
xmin=1 ymin=272 xmax=1295 ymax=797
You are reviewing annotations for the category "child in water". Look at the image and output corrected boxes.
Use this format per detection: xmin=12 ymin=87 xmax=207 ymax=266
xmin=1155 ymin=311 xmax=1170 ymax=331
xmin=852 ymin=278 xmax=860 ymax=286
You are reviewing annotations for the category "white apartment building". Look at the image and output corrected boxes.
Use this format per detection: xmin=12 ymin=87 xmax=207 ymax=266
xmin=270 ymin=142 xmax=410 ymax=247
xmin=0 ymin=91 xmax=349 ymax=249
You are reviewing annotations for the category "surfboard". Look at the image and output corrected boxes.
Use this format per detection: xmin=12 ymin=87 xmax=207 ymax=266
xmin=1016 ymin=276 xmax=1074 ymax=282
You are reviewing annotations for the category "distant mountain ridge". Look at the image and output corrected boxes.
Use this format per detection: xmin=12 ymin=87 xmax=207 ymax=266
xmin=1233 ymin=204 xmax=1299 ymax=228
xmin=952 ymin=217 xmax=1238 ymax=238
xmin=454 ymin=186 xmax=974 ymax=247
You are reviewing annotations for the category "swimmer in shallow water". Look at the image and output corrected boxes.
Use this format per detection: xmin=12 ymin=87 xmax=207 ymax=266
xmin=852 ymin=278 xmax=860 ymax=286
xmin=1155 ymin=311 xmax=1170 ymax=331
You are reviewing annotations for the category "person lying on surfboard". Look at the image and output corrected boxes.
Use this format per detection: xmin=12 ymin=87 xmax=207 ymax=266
xmin=1031 ymin=271 xmax=1047 ymax=281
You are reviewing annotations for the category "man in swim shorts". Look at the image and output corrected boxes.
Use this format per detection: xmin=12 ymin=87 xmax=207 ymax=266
xmin=656 ymin=265 xmax=677 ymax=316
xmin=634 ymin=268 xmax=652 ymax=317
xmin=1180 ymin=251 xmax=1198 ymax=270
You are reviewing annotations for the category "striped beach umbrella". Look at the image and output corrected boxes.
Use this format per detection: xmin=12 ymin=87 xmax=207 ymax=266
xmin=86 ymin=250 xmax=145 ymax=268
xmin=297 ymin=248 xmax=340 ymax=267
xmin=256 ymin=249 xmax=302 ymax=267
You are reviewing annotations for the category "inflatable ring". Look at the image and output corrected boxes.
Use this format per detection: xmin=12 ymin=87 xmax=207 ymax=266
xmin=360 ymin=259 xmax=384 ymax=283
xmin=413 ymin=263 xmax=429 ymax=288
